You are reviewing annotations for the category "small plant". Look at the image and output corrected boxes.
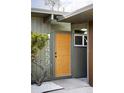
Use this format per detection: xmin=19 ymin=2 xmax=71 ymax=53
xmin=31 ymin=32 xmax=48 ymax=86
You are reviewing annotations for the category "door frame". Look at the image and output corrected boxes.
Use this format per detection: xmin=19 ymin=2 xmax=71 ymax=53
xmin=51 ymin=31 xmax=72 ymax=80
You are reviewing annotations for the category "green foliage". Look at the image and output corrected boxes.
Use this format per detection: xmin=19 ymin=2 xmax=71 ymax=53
xmin=31 ymin=32 xmax=48 ymax=62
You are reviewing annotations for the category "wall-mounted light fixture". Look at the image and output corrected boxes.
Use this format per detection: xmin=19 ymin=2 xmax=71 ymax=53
xmin=81 ymin=28 xmax=87 ymax=31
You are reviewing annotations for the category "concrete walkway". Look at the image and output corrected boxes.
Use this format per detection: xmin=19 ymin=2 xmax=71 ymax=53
xmin=47 ymin=78 xmax=93 ymax=93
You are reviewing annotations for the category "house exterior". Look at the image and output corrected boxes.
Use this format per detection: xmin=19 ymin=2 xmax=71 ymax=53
xmin=31 ymin=4 xmax=93 ymax=86
xmin=59 ymin=4 xmax=93 ymax=86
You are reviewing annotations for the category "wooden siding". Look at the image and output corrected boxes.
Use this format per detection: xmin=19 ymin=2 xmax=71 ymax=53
xmin=31 ymin=16 xmax=51 ymax=80
xmin=31 ymin=16 xmax=51 ymax=33
xmin=87 ymin=21 xmax=93 ymax=86
xmin=31 ymin=16 xmax=71 ymax=33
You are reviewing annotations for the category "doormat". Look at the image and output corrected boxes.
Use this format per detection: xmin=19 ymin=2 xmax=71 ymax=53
xmin=31 ymin=82 xmax=64 ymax=93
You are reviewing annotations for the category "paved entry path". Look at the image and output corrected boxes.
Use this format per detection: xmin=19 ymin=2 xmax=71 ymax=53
xmin=47 ymin=78 xmax=93 ymax=93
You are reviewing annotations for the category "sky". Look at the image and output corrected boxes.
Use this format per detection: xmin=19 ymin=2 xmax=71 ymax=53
xmin=31 ymin=0 xmax=93 ymax=12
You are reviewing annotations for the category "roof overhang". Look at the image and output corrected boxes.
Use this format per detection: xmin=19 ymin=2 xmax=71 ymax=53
xmin=59 ymin=4 xmax=93 ymax=23
xmin=31 ymin=8 xmax=69 ymax=17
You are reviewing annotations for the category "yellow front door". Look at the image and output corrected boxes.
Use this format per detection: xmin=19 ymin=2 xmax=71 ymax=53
xmin=55 ymin=32 xmax=71 ymax=77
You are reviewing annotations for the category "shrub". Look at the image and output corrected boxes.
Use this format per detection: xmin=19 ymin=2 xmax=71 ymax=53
xmin=31 ymin=32 xmax=48 ymax=86
xmin=31 ymin=32 xmax=48 ymax=62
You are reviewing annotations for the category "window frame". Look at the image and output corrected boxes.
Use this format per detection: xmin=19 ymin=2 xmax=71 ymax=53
xmin=74 ymin=34 xmax=83 ymax=47
xmin=83 ymin=34 xmax=87 ymax=47
xmin=74 ymin=34 xmax=87 ymax=47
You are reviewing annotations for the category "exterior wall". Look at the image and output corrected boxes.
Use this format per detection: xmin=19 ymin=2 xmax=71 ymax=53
xmin=31 ymin=16 xmax=52 ymax=81
xmin=51 ymin=22 xmax=71 ymax=32
xmin=31 ymin=16 xmax=71 ymax=33
xmin=31 ymin=15 xmax=71 ymax=80
xmin=31 ymin=16 xmax=51 ymax=33
xmin=71 ymin=23 xmax=87 ymax=78
xmin=87 ymin=21 xmax=93 ymax=86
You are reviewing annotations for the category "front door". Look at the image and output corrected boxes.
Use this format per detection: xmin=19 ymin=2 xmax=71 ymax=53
xmin=55 ymin=32 xmax=71 ymax=77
